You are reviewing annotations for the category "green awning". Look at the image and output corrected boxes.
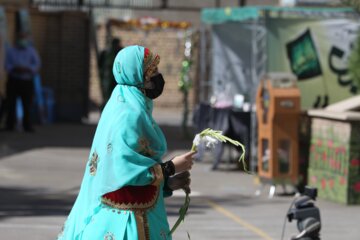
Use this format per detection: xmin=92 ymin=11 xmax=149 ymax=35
xmin=201 ymin=6 xmax=357 ymax=24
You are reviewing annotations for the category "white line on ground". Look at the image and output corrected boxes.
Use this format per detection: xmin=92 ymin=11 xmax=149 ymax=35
xmin=172 ymin=190 xmax=201 ymax=197
xmin=0 ymin=223 xmax=61 ymax=230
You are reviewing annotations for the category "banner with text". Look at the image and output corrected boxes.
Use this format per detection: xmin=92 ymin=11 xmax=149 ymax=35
xmin=267 ymin=18 xmax=360 ymax=109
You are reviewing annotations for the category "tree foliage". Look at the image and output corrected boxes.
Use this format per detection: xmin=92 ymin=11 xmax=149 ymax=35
xmin=343 ymin=0 xmax=360 ymax=90
xmin=349 ymin=33 xmax=360 ymax=91
xmin=342 ymin=0 xmax=360 ymax=12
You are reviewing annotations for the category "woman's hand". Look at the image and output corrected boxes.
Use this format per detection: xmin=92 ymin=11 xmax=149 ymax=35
xmin=171 ymin=151 xmax=197 ymax=173
xmin=168 ymin=171 xmax=191 ymax=194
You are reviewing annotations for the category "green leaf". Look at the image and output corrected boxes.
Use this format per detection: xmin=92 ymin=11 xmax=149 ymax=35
xmin=169 ymin=191 xmax=190 ymax=235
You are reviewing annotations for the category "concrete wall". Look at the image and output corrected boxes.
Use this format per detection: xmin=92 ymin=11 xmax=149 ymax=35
xmin=90 ymin=23 xmax=198 ymax=110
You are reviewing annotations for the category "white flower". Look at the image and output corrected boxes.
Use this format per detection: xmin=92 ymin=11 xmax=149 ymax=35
xmin=193 ymin=134 xmax=201 ymax=147
xmin=203 ymin=135 xmax=218 ymax=149
xmin=192 ymin=133 xmax=219 ymax=149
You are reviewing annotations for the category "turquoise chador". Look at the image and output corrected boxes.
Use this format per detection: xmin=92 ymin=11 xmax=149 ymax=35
xmin=58 ymin=46 xmax=171 ymax=240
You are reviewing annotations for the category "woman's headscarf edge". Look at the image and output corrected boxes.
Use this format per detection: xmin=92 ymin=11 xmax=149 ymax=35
xmin=144 ymin=47 xmax=160 ymax=81
xmin=112 ymin=45 xmax=160 ymax=87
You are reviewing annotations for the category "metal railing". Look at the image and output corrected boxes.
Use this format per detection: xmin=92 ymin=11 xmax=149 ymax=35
xmin=30 ymin=0 xmax=206 ymax=11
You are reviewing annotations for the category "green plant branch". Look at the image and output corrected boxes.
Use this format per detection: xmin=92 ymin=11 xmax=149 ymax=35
xmin=169 ymin=128 xmax=247 ymax=236
xmin=169 ymin=190 xmax=190 ymax=235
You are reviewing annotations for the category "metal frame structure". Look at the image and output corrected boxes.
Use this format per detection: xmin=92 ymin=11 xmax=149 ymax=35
xmin=199 ymin=16 xmax=267 ymax=173
xmin=30 ymin=0 xmax=247 ymax=11
xmin=198 ymin=23 xmax=212 ymax=103
xmin=250 ymin=18 xmax=267 ymax=173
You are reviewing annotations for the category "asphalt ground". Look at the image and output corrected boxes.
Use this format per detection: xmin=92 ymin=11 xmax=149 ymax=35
xmin=0 ymin=112 xmax=359 ymax=240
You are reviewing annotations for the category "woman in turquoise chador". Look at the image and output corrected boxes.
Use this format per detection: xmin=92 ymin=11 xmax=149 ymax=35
xmin=58 ymin=46 xmax=195 ymax=240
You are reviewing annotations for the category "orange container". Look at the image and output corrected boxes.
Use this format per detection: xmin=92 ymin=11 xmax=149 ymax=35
xmin=256 ymin=73 xmax=300 ymax=184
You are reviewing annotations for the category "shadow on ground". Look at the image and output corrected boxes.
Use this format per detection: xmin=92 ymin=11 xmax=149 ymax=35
xmin=165 ymin=193 xmax=289 ymax=217
xmin=0 ymin=188 xmax=212 ymax=219
xmin=0 ymin=186 xmax=78 ymax=220
xmin=0 ymin=123 xmax=195 ymax=160
xmin=0 ymin=123 xmax=196 ymax=220
xmin=0 ymin=181 xmax=268 ymax=219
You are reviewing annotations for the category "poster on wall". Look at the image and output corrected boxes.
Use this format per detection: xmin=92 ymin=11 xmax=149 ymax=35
xmin=267 ymin=18 xmax=360 ymax=109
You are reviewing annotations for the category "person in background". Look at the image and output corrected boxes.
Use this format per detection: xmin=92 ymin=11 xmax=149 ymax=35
xmin=0 ymin=34 xmax=5 ymax=127
xmin=98 ymin=37 xmax=123 ymax=110
xmin=4 ymin=31 xmax=40 ymax=132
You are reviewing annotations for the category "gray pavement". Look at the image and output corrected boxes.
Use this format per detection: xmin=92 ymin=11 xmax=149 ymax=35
xmin=0 ymin=116 xmax=359 ymax=240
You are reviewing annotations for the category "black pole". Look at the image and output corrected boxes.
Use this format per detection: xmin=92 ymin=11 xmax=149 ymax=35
xmin=215 ymin=0 xmax=221 ymax=8
xmin=161 ymin=0 xmax=168 ymax=9
xmin=239 ymin=0 xmax=247 ymax=7
xmin=78 ymin=0 xmax=84 ymax=7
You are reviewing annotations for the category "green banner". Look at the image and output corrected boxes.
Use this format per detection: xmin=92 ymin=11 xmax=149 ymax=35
xmin=267 ymin=18 xmax=360 ymax=109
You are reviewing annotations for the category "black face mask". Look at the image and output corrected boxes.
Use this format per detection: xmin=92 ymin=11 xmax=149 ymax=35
xmin=144 ymin=73 xmax=165 ymax=99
